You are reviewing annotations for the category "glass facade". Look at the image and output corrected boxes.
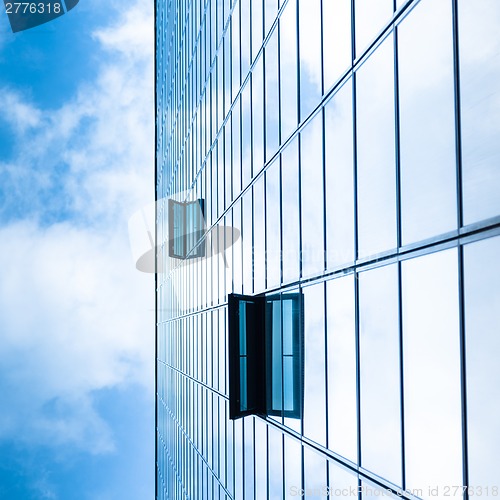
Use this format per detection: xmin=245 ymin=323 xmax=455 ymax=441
xmin=156 ymin=0 xmax=500 ymax=498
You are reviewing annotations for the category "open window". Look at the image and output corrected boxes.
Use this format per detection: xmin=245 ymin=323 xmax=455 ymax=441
xmin=228 ymin=292 xmax=304 ymax=420
xmin=168 ymin=199 xmax=205 ymax=259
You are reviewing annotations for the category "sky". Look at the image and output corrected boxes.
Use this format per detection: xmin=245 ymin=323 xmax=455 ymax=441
xmin=0 ymin=1 xmax=155 ymax=499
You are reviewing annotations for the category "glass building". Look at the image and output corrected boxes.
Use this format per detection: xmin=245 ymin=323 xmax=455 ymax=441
xmin=155 ymin=0 xmax=500 ymax=498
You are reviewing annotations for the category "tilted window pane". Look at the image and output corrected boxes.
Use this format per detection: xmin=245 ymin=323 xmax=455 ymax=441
xmin=398 ymin=0 xmax=457 ymax=244
xmin=459 ymin=0 xmax=500 ymax=225
xmin=464 ymin=235 xmax=500 ymax=487
xmin=402 ymin=249 xmax=462 ymax=494
xmin=356 ymin=34 xmax=397 ymax=258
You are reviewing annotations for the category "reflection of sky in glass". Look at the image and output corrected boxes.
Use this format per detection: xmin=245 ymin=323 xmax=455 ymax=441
xmin=359 ymin=264 xmax=401 ymax=486
xmin=464 ymin=235 xmax=500 ymax=488
xmin=459 ymin=0 xmax=500 ymax=225
xmin=398 ymin=0 xmax=457 ymax=245
xmin=403 ymin=249 xmax=462 ymax=497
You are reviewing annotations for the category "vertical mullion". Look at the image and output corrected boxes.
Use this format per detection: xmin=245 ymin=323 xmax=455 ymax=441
xmin=452 ymin=2 xmax=469 ymax=495
xmin=350 ymin=0 xmax=362 ymax=496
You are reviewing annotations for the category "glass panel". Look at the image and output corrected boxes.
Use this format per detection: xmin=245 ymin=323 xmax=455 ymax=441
xmin=266 ymin=159 xmax=281 ymax=289
xmin=281 ymin=138 xmax=300 ymax=284
xmin=356 ymin=34 xmax=397 ymax=258
xmin=232 ymin=201 xmax=243 ymax=293
xmin=242 ymin=191 xmax=253 ymax=293
xmin=459 ymin=0 xmax=500 ymax=225
xmin=241 ymin=82 xmax=252 ymax=189
xmin=252 ymin=56 xmax=265 ymax=177
xmin=398 ymin=0 xmax=457 ymax=244
xmin=464 ymin=235 xmax=500 ymax=488
xmin=284 ymin=437 xmax=302 ymax=497
xmin=265 ymin=0 xmax=278 ymax=36
xmin=298 ymin=0 xmax=322 ymax=120
xmin=325 ymin=80 xmax=355 ymax=269
xmin=252 ymin=0 xmax=263 ymax=61
xmin=326 ymin=275 xmax=357 ymax=463
xmin=283 ymin=357 xmax=294 ymax=412
xmin=268 ymin=427 xmax=284 ymax=500
xmin=232 ymin=10 xmax=241 ymax=99
xmin=240 ymin=356 xmax=248 ymax=411
xmin=233 ymin=420 xmax=243 ymax=498
xmin=323 ymin=0 xmax=352 ymax=91
xmin=243 ymin=418 xmax=254 ymax=498
xmin=328 ymin=460 xmax=359 ymax=496
xmin=255 ymin=418 xmax=268 ymax=499
xmin=359 ymin=264 xmax=401 ymax=486
xmin=355 ymin=0 xmax=393 ymax=56
xmin=232 ymin=104 xmax=242 ymax=198
xmin=304 ymin=448 xmax=327 ymax=498
xmin=402 ymin=249 xmax=462 ymax=494
xmin=265 ymin=27 xmax=280 ymax=161
xmin=279 ymin=0 xmax=298 ymax=142
xmin=241 ymin=0 xmax=251 ymax=78
xmin=361 ymin=481 xmax=401 ymax=500
xmin=300 ymin=111 xmax=324 ymax=278
xmin=303 ymin=283 xmax=326 ymax=445
xmin=253 ymin=177 xmax=266 ymax=293
xmin=271 ymin=300 xmax=283 ymax=412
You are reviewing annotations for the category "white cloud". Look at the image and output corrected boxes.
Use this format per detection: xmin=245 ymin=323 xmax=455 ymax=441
xmin=0 ymin=0 xmax=154 ymax=454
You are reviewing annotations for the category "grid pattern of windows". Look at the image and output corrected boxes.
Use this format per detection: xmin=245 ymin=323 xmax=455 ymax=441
xmin=156 ymin=0 xmax=500 ymax=498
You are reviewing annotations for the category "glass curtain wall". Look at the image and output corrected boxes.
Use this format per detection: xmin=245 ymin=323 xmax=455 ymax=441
xmin=156 ymin=0 xmax=500 ymax=498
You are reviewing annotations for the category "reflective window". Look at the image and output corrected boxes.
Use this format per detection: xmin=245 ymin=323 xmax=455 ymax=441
xmin=356 ymin=34 xmax=397 ymax=258
xmin=241 ymin=83 xmax=252 ymax=189
xmin=326 ymin=275 xmax=357 ymax=462
xmin=168 ymin=198 xmax=205 ymax=259
xmin=325 ymin=80 xmax=355 ymax=269
xmin=459 ymin=0 xmax=500 ymax=225
xmin=266 ymin=159 xmax=281 ymax=289
xmin=299 ymin=0 xmax=322 ymax=120
xmin=255 ymin=418 xmax=268 ymax=499
xmin=265 ymin=28 xmax=280 ymax=161
xmin=281 ymin=138 xmax=300 ymax=284
xmin=268 ymin=426 xmax=284 ymax=499
xmin=303 ymin=283 xmax=326 ymax=446
xmin=279 ymin=0 xmax=298 ymax=142
xmin=284 ymin=437 xmax=302 ymax=497
xmin=304 ymin=448 xmax=327 ymax=498
xmin=359 ymin=264 xmax=401 ymax=486
xmin=464 ymin=235 xmax=500 ymax=487
xmin=402 ymin=249 xmax=462 ymax=493
xmin=253 ymin=177 xmax=266 ymax=293
xmin=227 ymin=292 xmax=303 ymax=420
xmin=252 ymin=56 xmax=265 ymax=177
xmin=300 ymin=111 xmax=325 ymax=278
xmin=355 ymin=0 xmax=393 ymax=56
xmin=398 ymin=0 xmax=457 ymax=244
xmin=244 ymin=418 xmax=254 ymax=498
xmin=323 ymin=0 xmax=352 ymax=91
